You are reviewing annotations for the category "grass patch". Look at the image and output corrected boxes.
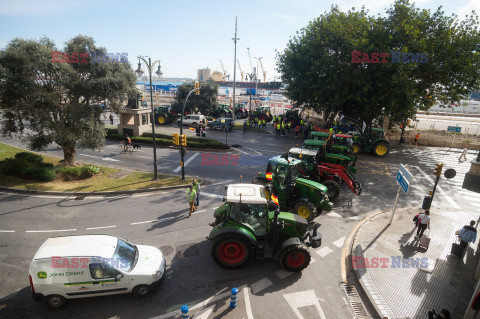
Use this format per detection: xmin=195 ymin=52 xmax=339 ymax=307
xmin=0 ymin=143 xmax=194 ymax=192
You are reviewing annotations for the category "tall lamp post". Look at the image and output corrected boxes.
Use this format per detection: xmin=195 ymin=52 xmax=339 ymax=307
xmin=180 ymin=84 xmax=200 ymax=180
xmin=254 ymin=57 xmax=263 ymax=107
xmin=135 ymin=56 xmax=162 ymax=180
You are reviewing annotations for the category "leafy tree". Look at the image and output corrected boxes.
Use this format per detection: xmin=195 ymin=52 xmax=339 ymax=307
xmin=277 ymin=1 xmax=480 ymax=126
xmin=171 ymin=81 xmax=218 ymax=115
xmin=0 ymin=35 xmax=137 ymax=165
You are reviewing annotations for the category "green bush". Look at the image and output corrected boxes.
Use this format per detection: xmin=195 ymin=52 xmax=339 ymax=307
xmin=81 ymin=165 xmax=99 ymax=178
xmin=60 ymin=165 xmax=99 ymax=179
xmin=60 ymin=166 xmax=83 ymax=177
xmin=26 ymin=165 xmax=57 ymax=181
xmin=1 ymin=158 xmax=30 ymax=175
xmin=15 ymin=152 xmax=43 ymax=165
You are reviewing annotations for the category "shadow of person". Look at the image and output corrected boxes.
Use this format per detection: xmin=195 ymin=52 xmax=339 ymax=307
xmin=398 ymin=226 xmax=417 ymax=244
xmin=399 ymin=239 xmax=421 ymax=259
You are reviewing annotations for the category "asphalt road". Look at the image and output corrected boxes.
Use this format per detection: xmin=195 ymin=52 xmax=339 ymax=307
xmin=1 ymin=126 xmax=479 ymax=318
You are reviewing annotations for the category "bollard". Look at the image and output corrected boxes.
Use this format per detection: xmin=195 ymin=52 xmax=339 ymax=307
xmin=181 ymin=305 xmax=189 ymax=319
xmin=230 ymin=287 xmax=238 ymax=309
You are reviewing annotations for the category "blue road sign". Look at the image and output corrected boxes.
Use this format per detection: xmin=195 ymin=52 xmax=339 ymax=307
xmin=447 ymin=126 xmax=461 ymax=133
xmin=396 ymin=171 xmax=409 ymax=194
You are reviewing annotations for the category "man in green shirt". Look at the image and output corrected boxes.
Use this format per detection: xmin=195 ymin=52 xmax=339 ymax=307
xmin=192 ymin=179 xmax=200 ymax=209
xmin=187 ymin=185 xmax=196 ymax=217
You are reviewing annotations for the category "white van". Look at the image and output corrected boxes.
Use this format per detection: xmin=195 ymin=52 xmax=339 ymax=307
xmin=177 ymin=114 xmax=206 ymax=128
xmin=29 ymin=235 xmax=166 ymax=308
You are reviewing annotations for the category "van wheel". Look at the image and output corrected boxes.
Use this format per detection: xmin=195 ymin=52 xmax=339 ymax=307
xmin=46 ymin=295 xmax=66 ymax=308
xmin=133 ymin=284 xmax=151 ymax=297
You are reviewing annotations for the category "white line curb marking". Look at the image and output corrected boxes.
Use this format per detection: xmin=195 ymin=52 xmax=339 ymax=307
xmin=26 ymin=229 xmax=77 ymax=233
xmin=0 ymin=230 xmax=15 ymax=233
xmin=251 ymin=277 xmax=273 ymax=294
xmin=315 ymin=246 xmax=333 ymax=257
xmin=283 ymin=290 xmax=326 ymax=319
xmin=86 ymin=225 xmax=117 ymax=230
xmin=333 ymin=237 xmax=346 ymax=248
xmin=173 ymin=152 xmax=199 ymax=173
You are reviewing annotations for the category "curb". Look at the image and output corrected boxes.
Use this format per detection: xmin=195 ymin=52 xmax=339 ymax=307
xmin=0 ymin=184 xmax=193 ymax=197
xmin=105 ymin=137 xmax=232 ymax=152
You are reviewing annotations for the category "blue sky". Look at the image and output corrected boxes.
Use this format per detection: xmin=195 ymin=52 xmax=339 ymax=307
xmin=0 ymin=0 xmax=478 ymax=79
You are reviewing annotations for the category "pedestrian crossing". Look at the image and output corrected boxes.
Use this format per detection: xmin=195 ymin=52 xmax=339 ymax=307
xmin=392 ymin=147 xmax=480 ymax=209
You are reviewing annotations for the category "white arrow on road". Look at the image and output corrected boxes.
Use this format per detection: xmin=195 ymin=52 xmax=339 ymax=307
xmin=173 ymin=152 xmax=199 ymax=173
xmin=283 ymin=290 xmax=326 ymax=319
xmin=79 ymin=154 xmax=120 ymax=162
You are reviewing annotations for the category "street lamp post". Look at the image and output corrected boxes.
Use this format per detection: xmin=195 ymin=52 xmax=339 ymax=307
xmin=136 ymin=56 xmax=162 ymax=180
xmin=254 ymin=57 xmax=263 ymax=107
xmin=180 ymin=86 xmax=199 ymax=180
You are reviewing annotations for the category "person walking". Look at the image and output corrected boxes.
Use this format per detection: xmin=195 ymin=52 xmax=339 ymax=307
xmin=415 ymin=210 xmax=430 ymax=239
xmin=281 ymin=121 xmax=285 ymax=136
xmin=459 ymin=146 xmax=468 ymax=162
xmin=243 ymin=120 xmax=247 ymax=134
xmin=286 ymin=121 xmax=291 ymax=136
xmin=457 ymin=220 xmax=477 ymax=250
xmin=295 ymin=125 xmax=299 ymax=137
xmin=192 ymin=179 xmax=200 ymax=210
xmin=412 ymin=133 xmax=420 ymax=146
xmin=187 ymin=185 xmax=196 ymax=217
xmin=109 ymin=113 xmax=114 ymax=125
xmin=201 ymin=125 xmax=206 ymax=138
xmin=262 ymin=119 xmax=266 ymax=130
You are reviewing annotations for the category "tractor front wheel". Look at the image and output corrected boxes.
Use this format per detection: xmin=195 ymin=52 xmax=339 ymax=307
xmin=279 ymin=244 xmax=311 ymax=272
xmin=236 ymin=110 xmax=244 ymax=119
xmin=352 ymin=143 xmax=361 ymax=155
xmin=293 ymin=201 xmax=316 ymax=222
xmin=322 ymin=180 xmax=340 ymax=202
xmin=373 ymin=141 xmax=389 ymax=157
xmin=157 ymin=116 xmax=166 ymax=125
xmin=211 ymin=234 xmax=251 ymax=268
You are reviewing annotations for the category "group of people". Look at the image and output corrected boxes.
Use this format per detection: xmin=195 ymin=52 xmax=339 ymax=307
xmin=242 ymin=117 xmax=267 ymax=134
xmin=195 ymin=125 xmax=206 ymax=138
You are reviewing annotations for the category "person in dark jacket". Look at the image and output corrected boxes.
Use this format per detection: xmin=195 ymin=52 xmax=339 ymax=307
xmin=458 ymin=220 xmax=477 ymax=249
xmin=428 ymin=308 xmax=451 ymax=319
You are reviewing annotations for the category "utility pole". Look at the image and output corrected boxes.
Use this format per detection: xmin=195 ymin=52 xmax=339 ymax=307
xmin=232 ymin=17 xmax=239 ymax=124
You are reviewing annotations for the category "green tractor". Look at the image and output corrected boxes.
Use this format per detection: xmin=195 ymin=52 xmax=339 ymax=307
xmin=154 ymin=105 xmax=175 ymax=125
xmin=351 ymin=127 xmax=390 ymax=157
xmin=250 ymin=106 xmax=273 ymax=123
xmin=303 ymin=140 xmax=357 ymax=171
xmin=208 ymin=184 xmax=322 ymax=271
xmin=283 ymin=108 xmax=303 ymax=127
xmin=209 ymin=104 xmax=232 ymax=119
xmin=308 ymin=131 xmax=354 ymax=157
xmin=252 ymin=156 xmax=332 ymax=221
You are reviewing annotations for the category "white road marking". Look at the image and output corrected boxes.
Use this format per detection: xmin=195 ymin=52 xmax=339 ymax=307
xmin=251 ymin=277 xmax=273 ymax=294
xmin=310 ymin=257 xmax=317 ymax=264
xmin=203 ymin=179 xmax=234 ymax=187
xmin=26 ymin=229 xmax=77 ymax=233
xmin=244 ymin=147 xmax=263 ymax=155
xmin=79 ymin=153 xmax=120 ymax=162
xmin=86 ymin=225 xmax=116 ymax=230
xmin=275 ymin=269 xmax=293 ymax=279
xmin=135 ymin=155 xmax=152 ymax=159
xmin=231 ymin=147 xmax=249 ymax=155
xmin=462 ymin=196 xmax=480 ymax=202
xmin=131 ymin=216 xmax=175 ymax=225
xmin=326 ymin=212 xmax=342 ymax=218
xmin=471 ymin=203 xmax=480 ymax=207
xmin=348 ymin=216 xmax=362 ymax=220
xmin=191 ymin=209 xmax=207 ymax=215
xmin=201 ymin=192 xmax=224 ymax=199
xmin=193 ymin=306 xmax=214 ymax=319
xmin=283 ymin=290 xmax=327 ymax=319
xmin=173 ymin=152 xmax=199 ymax=173
xmin=315 ymin=246 xmax=333 ymax=257
xmin=333 ymin=237 xmax=346 ymax=248
xmin=0 ymin=230 xmax=15 ymax=233
xmin=413 ymin=166 xmax=462 ymax=209
xmin=244 ymin=286 xmax=254 ymax=319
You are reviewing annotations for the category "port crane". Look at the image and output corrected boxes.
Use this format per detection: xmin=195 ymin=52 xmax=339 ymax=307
xmin=236 ymin=60 xmax=245 ymax=82
xmin=258 ymin=58 xmax=266 ymax=83
xmin=219 ymin=60 xmax=228 ymax=81
xmin=247 ymin=47 xmax=255 ymax=80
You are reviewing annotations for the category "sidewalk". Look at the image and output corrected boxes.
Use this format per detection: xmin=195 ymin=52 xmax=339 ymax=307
xmin=351 ymin=207 xmax=480 ymax=318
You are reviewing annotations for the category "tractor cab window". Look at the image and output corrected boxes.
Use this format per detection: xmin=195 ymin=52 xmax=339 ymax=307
xmin=230 ymin=203 xmax=267 ymax=236
xmin=372 ymin=130 xmax=384 ymax=140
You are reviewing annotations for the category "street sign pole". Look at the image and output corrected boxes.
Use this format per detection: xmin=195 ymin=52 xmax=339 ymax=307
xmin=389 ymin=164 xmax=412 ymax=225
xmin=389 ymin=186 xmax=402 ymax=225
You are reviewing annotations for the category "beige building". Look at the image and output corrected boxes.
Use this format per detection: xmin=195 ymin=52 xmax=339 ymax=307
xmin=197 ymin=68 xmax=211 ymax=81
xmin=210 ymin=71 xmax=224 ymax=82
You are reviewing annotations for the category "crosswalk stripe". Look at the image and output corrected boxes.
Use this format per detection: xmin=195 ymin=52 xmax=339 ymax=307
xmin=315 ymin=246 xmax=333 ymax=257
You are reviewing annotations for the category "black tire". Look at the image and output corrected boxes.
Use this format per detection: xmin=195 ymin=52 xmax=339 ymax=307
xmin=373 ymin=141 xmax=389 ymax=157
xmin=251 ymin=177 xmax=267 ymax=186
xmin=322 ymin=180 xmax=340 ymax=202
xmin=279 ymin=244 xmax=311 ymax=272
xmin=292 ymin=201 xmax=317 ymax=222
xmin=133 ymin=284 xmax=151 ymax=297
xmin=236 ymin=110 xmax=243 ymax=119
xmin=352 ymin=143 xmax=361 ymax=155
xmin=211 ymin=233 xmax=252 ymax=268
xmin=46 ymin=295 xmax=66 ymax=308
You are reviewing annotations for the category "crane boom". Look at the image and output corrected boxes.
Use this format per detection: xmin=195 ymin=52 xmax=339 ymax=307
xmin=258 ymin=59 xmax=267 ymax=83
xmin=219 ymin=60 xmax=228 ymax=80
xmin=237 ymin=60 xmax=245 ymax=81
xmin=247 ymin=47 xmax=254 ymax=74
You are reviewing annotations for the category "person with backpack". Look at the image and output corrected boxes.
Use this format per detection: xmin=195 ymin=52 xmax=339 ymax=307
xmin=457 ymin=220 xmax=477 ymax=249
xmin=415 ymin=210 xmax=430 ymax=239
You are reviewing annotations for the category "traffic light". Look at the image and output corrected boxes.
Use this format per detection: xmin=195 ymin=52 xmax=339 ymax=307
xmin=433 ymin=163 xmax=443 ymax=177
xmin=194 ymin=81 xmax=200 ymax=95
xmin=172 ymin=133 xmax=179 ymax=145
xmin=180 ymin=134 xmax=187 ymax=146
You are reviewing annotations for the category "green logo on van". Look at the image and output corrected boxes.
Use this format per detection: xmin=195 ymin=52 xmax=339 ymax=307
xmin=37 ymin=271 xmax=47 ymax=279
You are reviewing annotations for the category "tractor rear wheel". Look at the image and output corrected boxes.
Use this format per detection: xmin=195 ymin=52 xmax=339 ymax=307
xmin=293 ymin=201 xmax=316 ymax=222
xmin=352 ymin=143 xmax=361 ymax=155
xmin=373 ymin=141 xmax=389 ymax=157
xmin=157 ymin=116 xmax=166 ymax=125
xmin=211 ymin=234 xmax=251 ymax=268
xmin=279 ymin=244 xmax=311 ymax=272
xmin=236 ymin=110 xmax=244 ymax=119
xmin=322 ymin=180 xmax=340 ymax=202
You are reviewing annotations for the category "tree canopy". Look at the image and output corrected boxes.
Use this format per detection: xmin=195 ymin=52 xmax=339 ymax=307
xmin=171 ymin=81 xmax=218 ymax=115
xmin=276 ymin=0 xmax=480 ymax=126
xmin=0 ymin=35 xmax=137 ymax=165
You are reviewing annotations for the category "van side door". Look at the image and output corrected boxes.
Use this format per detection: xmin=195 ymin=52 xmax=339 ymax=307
xmin=87 ymin=262 xmax=130 ymax=296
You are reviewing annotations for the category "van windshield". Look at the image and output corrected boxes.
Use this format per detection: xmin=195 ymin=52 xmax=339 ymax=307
xmin=113 ymin=239 xmax=137 ymax=272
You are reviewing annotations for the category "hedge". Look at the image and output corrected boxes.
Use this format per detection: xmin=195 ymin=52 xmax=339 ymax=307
xmin=1 ymin=157 xmax=56 ymax=181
